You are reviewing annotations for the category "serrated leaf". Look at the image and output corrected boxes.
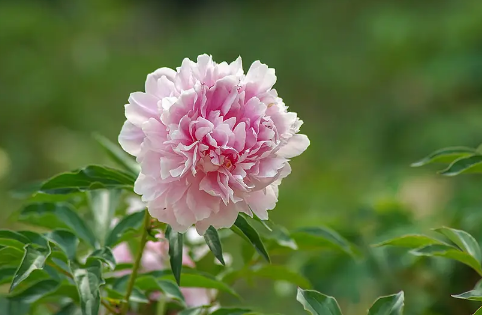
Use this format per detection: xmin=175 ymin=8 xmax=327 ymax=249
xmin=135 ymin=276 xmax=185 ymax=304
xmin=93 ymin=133 xmax=140 ymax=176
xmin=204 ymin=226 xmax=225 ymax=265
xmin=166 ymin=225 xmax=184 ymax=285
xmin=46 ymin=230 xmax=78 ymax=260
xmin=179 ymin=308 xmax=203 ymax=315
xmin=0 ymin=230 xmax=31 ymax=250
xmin=211 ymin=308 xmax=252 ymax=315
xmin=411 ymin=244 xmax=482 ymax=275
xmin=292 ymin=227 xmax=360 ymax=259
xmin=88 ymin=247 xmax=116 ymax=270
xmin=367 ymin=292 xmax=404 ymax=315
xmin=40 ymin=165 xmax=135 ymax=194
xmin=434 ymin=227 xmax=482 ymax=262
xmin=105 ymin=210 xmax=145 ymax=247
xmin=296 ymin=288 xmax=343 ymax=315
xmin=87 ymin=189 xmax=121 ymax=245
xmin=439 ymin=155 xmax=482 ymax=176
xmin=20 ymin=203 xmax=97 ymax=248
xmin=374 ymin=235 xmax=445 ymax=248
xmin=233 ymin=215 xmax=270 ymax=262
xmin=72 ymin=259 xmax=105 ymax=315
xmin=8 ymin=279 xmax=59 ymax=303
xmin=10 ymin=243 xmax=51 ymax=292
xmin=411 ymin=147 xmax=475 ymax=167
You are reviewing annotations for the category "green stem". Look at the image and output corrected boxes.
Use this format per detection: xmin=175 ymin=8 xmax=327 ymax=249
xmin=121 ymin=209 xmax=150 ymax=315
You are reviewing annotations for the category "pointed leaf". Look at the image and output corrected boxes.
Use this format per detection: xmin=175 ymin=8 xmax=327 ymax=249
xmin=292 ymin=227 xmax=360 ymax=258
xmin=204 ymin=226 xmax=225 ymax=265
xmin=93 ymin=133 xmax=140 ymax=176
xmin=72 ymin=259 xmax=105 ymax=315
xmin=10 ymin=243 xmax=51 ymax=292
xmin=452 ymin=288 xmax=482 ymax=301
xmin=46 ymin=230 xmax=78 ymax=260
xmin=166 ymin=225 xmax=184 ymax=285
xmin=105 ymin=210 xmax=145 ymax=247
xmin=368 ymin=292 xmax=404 ymax=315
xmin=411 ymin=147 xmax=475 ymax=167
xmin=440 ymin=155 xmax=482 ymax=176
xmin=40 ymin=165 xmax=135 ymax=194
xmin=135 ymin=276 xmax=185 ymax=304
xmin=296 ymin=288 xmax=343 ymax=315
xmin=20 ymin=203 xmax=97 ymax=248
xmin=374 ymin=235 xmax=445 ymax=248
xmin=88 ymin=247 xmax=116 ymax=270
xmin=434 ymin=227 xmax=482 ymax=262
xmin=8 ymin=279 xmax=59 ymax=303
xmin=0 ymin=230 xmax=31 ymax=250
xmin=233 ymin=215 xmax=270 ymax=262
xmin=87 ymin=189 xmax=121 ymax=245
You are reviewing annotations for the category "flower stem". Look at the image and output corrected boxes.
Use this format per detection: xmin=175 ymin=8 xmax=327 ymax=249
xmin=121 ymin=209 xmax=150 ymax=315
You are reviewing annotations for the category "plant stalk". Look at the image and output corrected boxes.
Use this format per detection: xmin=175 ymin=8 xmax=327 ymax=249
xmin=120 ymin=209 xmax=150 ymax=315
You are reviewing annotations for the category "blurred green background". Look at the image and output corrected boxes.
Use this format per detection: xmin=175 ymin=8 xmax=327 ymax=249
xmin=2 ymin=0 xmax=482 ymax=314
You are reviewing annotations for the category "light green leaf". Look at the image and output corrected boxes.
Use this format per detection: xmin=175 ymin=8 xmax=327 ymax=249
xmin=88 ymin=247 xmax=116 ymax=270
xmin=251 ymin=265 xmax=311 ymax=288
xmin=367 ymin=292 xmax=404 ymax=315
xmin=87 ymin=189 xmax=121 ymax=245
xmin=104 ymin=286 xmax=149 ymax=304
xmin=40 ymin=165 xmax=135 ymax=194
xmin=292 ymin=227 xmax=360 ymax=258
xmin=203 ymin=226 xmax=225 ymax=265
xmin=8 ymin=279 xmax=59 ymax=303
xmin=232 ymin=215 xmax=270 ymax=262
xmin=434 ymin=227 xmax=482 ymax=262
xmin=166 ymin=225 xmax=184 ymax=285
xmin=19 ymin=203 xmax=97 ymax=248
xmin=105 ymin=210 xmax=145 ymax=247
xmin=46 ymin=230 xmax=78 ymax=260
xmin=0 ymin=230 xmax=31 ymax=250
xmin=439 ymin=155 xmax=482 ymax=176
xmin=296 ymin=288 xmax=343 ymax=315
xmin=135 ymin=276 xmax=185 ymax=304
xmin=374 ymin=235 xmax=445 ymax=248
xmin=93 ymin=133 xmax=140 ymax=176
xmin=452 ymin=288 xmax=482 ymax=301
xmin=10 ymin=243 xmax=51 ymax=292
xmin=72 ymin=260 xmax=105 ymax=315
xmin=0 ymin=247 xmax=24 ymax=266
xmin=474 ymin=307 xmax=482 ymax=315
xmin=411 ymin=147 xmax=475 ymax=167
xmin=411 ymin=244 xmax=482 ymax=275
xmin=211 ymin=308 xmax=252 ymax=315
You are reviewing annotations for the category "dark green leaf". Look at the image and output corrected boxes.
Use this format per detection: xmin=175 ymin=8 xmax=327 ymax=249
xmin=374 ymin=235 xmax=445 ymax=248
xmin=93 ymin=133 xmax=140 ymax=176
xmin=72 ymin=260 xmax=105 ymax=315
xmin=211 ymin=308 xmax=252 ymax=315
xmin=0 ymin=267 xmax=17 ymax=285
xmin=19 ymin=203 xmax=97 ymax=248
xmin=166 ymin=225 xmax=184 ymax=285
xmin=54 ymin=303 xmax=79 ymax=315
xmin=10 ymin=244 xmax=51 ymax=292
xmin=233 ymin=215 xmax=270 ymax=262
xmin=292 ymin=227 xmax=360 ymax=258
xmin=296 ymin=288 xmax=343 ymax=315
xmin=439 ymin=155 xmax=482 ymax=176
xmin=0 ymin=230 xmax=31 ymax=250
xmin=88 ymin=247 xmax=116 ymax=270
xmin=46 ymin=230 xmax=78 ymax=260
xmin=204 ymin=226 xmax=225 ymax=265
xmin=135 ymin=276 xmax=185 ymax=304
xmin=367 ymin=292 xmax=404 ymax=315
xmin=411 ymin=147 xmax=475 ymax=167
xmin=105 ymin=210 xmax=145 ymax=247
xmin=434 ymin=227 xmax=482 ymax=262
xmin=18 ymin=231 xmax=49 ymax=248
xmin=40 ymin=165 xmax=135 ymax=194
xmin=9 ymin=279 xmax=59 ymax=303
xmin=87 ymin=189 xmax=122 ymax=245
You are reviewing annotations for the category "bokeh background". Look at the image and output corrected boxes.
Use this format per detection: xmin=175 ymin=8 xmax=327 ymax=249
xmin=2 ymin=0 xmax=482 ymax=314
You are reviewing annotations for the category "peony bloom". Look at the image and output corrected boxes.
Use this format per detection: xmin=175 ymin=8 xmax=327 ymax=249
xmin=119 ymin=54 xmax=309 ymax=234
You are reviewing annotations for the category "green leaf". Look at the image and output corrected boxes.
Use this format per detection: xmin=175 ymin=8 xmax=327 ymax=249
xmin=251 ymin=265 xmax=311 ymax=288
xmin=40 ymin=165 xmax=135 ymax=194
xmin=296 ymin=288 xmax=343 ymax=315
xmin=292 ymin=227 xmax=360 ymax=258
xmin=46 ymin=230 xmax=78 ymax=260
xmin=0 ymin=247 xmax=24 ymax=266
xmin=179 ymin=308 xmax=203 ymax=315
xmin=8 ymin=279 xmax=59 ymax=303
xmin=266 ymin=223 xmax=298 ymax=250
xmin=452 ymin=288 xmax=482 ymax=301
xmin=135 ymin=276 xmax=185 ymax=304
xmin=411 ymin=147 xmax=475 ymax=167
xmin=0 ymin=267 xmax=17 ymax=285
xmin=411 ymin=244 xmax=482 ymax=275
xmin=166 ymin=225 xmax=184 ymax=285
xmin=104 ymin=286 xmax=149 ymax=304
xmin=93 ymin=133 xmax=140 ymax=176
xmin=439 ymin=155 xmax=482 ymax=176
xmin=474 ymin=308 xmax=482 ymax=315
xmin=105 ymin=210 xmax=145 ymax=247
xmin=203 ymin=226 xmax=225 ymax=265
xmin=374 ymin=235 xmax=445 ymax=248
xmin=434 ymin=227 xmax=482 ymax=262
xmin=87 ymin=189 xmax=122 ymax=245
xmin=367 ymin=292 xmax=404 ymax=315
xmin=10 ymin=243 xmax=51 ymax=292
xmin=211 ymin=308 xmax=252 ymax=315
xmin=18 ymin=231 xmax=49 ymax=248
xmin=233 ymin=215 xmax=270 ymax=262
xmin=72 ymin=259 xmax=105 ymax=315
xmin=88 ymin=247 xmax=116 ymax=270
xmin=0 ymin=230 xmax=31 ymax=250
xmin=20 ymin=203 xmax=97 ymax=248
xmin=54 ymin=303 xmax=79 ymax=315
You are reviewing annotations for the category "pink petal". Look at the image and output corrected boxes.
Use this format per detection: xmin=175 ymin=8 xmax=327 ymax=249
xmin=277 ymin=134 xmax=310 ymax=158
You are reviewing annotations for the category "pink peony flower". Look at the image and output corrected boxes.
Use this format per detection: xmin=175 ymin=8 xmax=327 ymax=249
xmin=119 ymin=54 xmax=309 ymax=234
